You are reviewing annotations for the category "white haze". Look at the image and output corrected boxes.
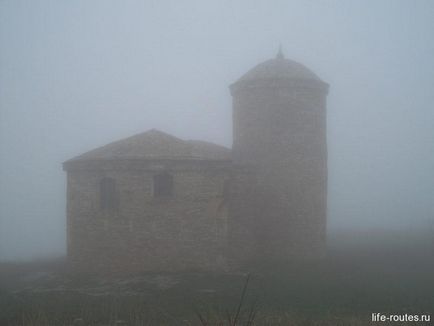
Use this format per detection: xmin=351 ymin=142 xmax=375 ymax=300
xmin=1 ymin=0 xmax=434 ymax=260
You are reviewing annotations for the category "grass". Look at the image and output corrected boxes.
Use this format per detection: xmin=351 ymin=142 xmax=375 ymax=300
xmin=0 ymin=229 xmax=433 ymax=325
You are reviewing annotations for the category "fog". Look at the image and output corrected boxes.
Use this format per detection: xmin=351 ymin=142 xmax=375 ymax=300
xmin=1 ymin=0 xmax=433 ymax=261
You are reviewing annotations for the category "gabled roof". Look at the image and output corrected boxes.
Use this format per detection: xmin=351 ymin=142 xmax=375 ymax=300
xmin=66 ymin=129 xmax=231 ymax=162
xmin=187 ymin=140 xmax=232 ymax=161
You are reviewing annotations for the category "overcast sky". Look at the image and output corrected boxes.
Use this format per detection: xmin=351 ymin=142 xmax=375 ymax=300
xmin=1 ymin=0 xmax=434 ymax=261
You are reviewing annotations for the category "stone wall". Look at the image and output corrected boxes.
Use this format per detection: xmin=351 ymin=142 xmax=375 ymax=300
xmin=230 ymin=79 xmax=328 ymax=261
xmin=65 ymin=159 xmax=232 ymax=275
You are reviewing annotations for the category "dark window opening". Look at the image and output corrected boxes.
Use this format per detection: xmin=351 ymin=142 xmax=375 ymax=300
xmin=100 ymin=177 xmax=117 ymax=210
xmin=153 ymin=173 xmax=173 ymax=198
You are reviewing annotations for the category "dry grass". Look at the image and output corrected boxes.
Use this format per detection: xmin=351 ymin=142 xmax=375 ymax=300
xmin=1 ymin=230 xmax=433 ymax=325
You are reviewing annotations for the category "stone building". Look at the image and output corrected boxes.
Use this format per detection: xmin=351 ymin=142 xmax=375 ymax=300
xmin=63 ymin=49 xmax=329 ymax=274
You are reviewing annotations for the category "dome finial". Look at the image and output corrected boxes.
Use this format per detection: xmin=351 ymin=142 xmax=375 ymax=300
xmin=276 ymin=44 xmax=284 ymax=60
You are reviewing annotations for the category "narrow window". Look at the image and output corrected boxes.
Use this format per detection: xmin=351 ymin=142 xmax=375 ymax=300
xmin=153 ymin=172 xmax=173 ymax=198
xmin=100 ymin=177 xmax=117 ymax=210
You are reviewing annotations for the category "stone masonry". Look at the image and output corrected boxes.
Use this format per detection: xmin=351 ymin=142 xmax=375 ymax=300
xmin=63 ymin=49 xmax=329 ymax=274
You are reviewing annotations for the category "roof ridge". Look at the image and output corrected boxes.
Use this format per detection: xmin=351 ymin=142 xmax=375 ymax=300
xmin=65 ymin=129 xmax=231 ymax=163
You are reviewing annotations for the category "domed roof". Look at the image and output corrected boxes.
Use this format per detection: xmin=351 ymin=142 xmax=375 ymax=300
xmin=232 ymin=48 xmax=324 ymax=86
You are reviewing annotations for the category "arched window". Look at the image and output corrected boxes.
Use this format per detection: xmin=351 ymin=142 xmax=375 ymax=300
xmin=153 ymin=172 xmax=173 ymax=198
xmin=100 ymin=177 xmax=117 ymax=210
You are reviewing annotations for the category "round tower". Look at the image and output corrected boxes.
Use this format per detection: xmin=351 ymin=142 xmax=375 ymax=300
xmin=229 ymin=48 xmax=329 ymax=261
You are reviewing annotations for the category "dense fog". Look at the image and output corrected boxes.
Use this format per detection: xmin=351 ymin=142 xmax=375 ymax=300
xmin=1 ymin=0 xmax=433 ymax=261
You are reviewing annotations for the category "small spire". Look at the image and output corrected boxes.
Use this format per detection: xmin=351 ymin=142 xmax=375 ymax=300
xmin=276 ymin=44 xmax=284 ymax=60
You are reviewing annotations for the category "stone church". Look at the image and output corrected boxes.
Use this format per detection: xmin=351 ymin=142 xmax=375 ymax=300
xmin=63 ymin=49 xmax=329 ymax=274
